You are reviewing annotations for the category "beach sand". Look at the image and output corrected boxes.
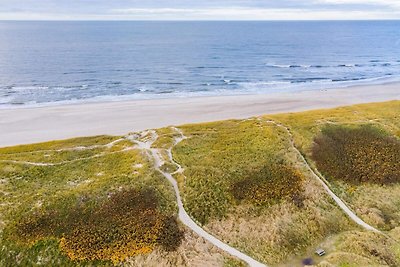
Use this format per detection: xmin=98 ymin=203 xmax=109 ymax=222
xmin=0 ymin=83 xmax=399 ymax=148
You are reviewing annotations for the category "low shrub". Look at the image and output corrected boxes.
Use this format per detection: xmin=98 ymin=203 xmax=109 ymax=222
xmin=231 ymin=162 xmax=305 ymax=207
xmin=14 ymin=188 xmax=183 ymax=264
xmin=311 ymin=125 xmax=400 ymax=185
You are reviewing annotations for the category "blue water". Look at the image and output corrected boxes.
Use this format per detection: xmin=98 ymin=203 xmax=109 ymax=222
xmin=0 ymin=21 xmax=399 ymax=107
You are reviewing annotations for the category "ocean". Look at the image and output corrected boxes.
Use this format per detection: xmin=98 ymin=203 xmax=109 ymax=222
xmin=0 ymin=20 xmax=399 ymax=107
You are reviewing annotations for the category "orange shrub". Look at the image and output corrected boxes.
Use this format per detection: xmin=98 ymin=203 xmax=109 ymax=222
xmin=15 ymin=188 xmax=184 ymax=264
xmin=311 ymin=125 xmax=400 ymax=185
xmin=231 ymin=163 xmax=305 ymax=207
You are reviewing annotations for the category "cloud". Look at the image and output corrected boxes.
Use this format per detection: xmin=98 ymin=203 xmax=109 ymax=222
xmin=0 ymin=0 xmax=399 ymax=20
xmin=315 ymin=0 xmax=400 ymax=9
xmin=109 ymin=7 xmax=400 ymax=20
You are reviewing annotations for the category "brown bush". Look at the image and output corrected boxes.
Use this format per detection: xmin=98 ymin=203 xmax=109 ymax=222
xmin=157 ymin=216 xmax=185 ymax=252
xmin=15 ymin=188 xmax=183 ymax=264
xmin=311 ymin=125 xmax=400 ymax=185
xmin=231 ymin=163 xmax=305 ymax=207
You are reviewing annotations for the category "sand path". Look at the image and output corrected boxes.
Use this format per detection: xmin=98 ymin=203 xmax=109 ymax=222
xmin=130 ymin=129 xmax=267 ymax=267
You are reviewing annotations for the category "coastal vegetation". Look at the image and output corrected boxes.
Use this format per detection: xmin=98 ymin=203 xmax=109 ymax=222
xmin=14 ymin=188 xmax=183 ymax=264
xmin=267 ymin=101 xmax=400 ymax=233
xmin=172 ymin=100 xmax=400 ymax=265
xmin=173 ymin=119 xmax=355 ymax=264
xmin=0 ymin=134 xmax=238 ymax=267
xmin=0 ymin=100 xmax=399 ymax=266
xmin=231 ymin=162 xmax=305 ymax=207
xmin=311 ymin=124 xmax=400 ymax=185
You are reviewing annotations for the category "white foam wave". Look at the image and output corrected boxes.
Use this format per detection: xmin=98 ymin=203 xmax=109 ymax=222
xmin=1 ymin=75 xmax=400 ymax=110
xmin=11 ymin=86 xmax=49 ymax=91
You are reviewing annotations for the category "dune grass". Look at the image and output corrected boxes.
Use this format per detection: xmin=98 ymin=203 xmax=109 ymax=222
xmin=0 ymin=134 xmax=244 ymax=267
xmin=170 ymin=100 xmax=400 ymax=265
xmin=1 ymin=100 xmax=399 ymax=266
xmin=0 ymin=135 xmax=120 ymax=154
xmin=267 ymin=100 xmax=400 ymax=232
xmin=315 ymin=230 xmax=400 ymax=267
xmin=171 ymin=119 xmax=356 ymax=265
xmin=0 ymin=136 xmax=181 ymax=266
xmin=267 ymin=100 xmax=400 ymax=152
xmin=173 ymin=119 xmax=289 ymax=224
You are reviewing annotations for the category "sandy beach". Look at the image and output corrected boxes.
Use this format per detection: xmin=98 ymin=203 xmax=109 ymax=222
xmin=0 ymin=82 xmax=399 ymax=148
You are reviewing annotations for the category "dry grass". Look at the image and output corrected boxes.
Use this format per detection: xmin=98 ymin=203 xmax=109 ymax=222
xmin=125 ymin=230 xmax=245 ymax=267
xmin=316 ymin=230 xmax=400 ymax=267
xmin=349 ymin=184 xmax=400 ymax=231
xmin=204 ymin=169 xmax=355 ymax=265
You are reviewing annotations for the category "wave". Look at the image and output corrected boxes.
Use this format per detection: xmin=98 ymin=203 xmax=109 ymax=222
xmin=1 ymin=73 xmax=399 ymax=109
xmin=238 ymin=74 xmax=399 ymax=93
xmin=63 ymin=70 xmax=98 ymax=75
xmin=11 ymin=86 xmax=49 ymax=91
xmin=266 ymin=64 xmax=311 ymax=68
xmin=265 ymin=64 xmax=291 ymax=68
xmin=265 ymin=62 xmax=395 ymax=69
xmin=195 ymin=66 xmax=225 ymax=69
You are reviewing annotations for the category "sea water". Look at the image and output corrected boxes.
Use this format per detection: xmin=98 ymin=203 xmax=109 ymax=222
xmin=0 ymin=20 xmax=399 ymax=107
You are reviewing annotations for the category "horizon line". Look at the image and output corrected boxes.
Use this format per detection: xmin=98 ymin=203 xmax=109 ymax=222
xmin=1 ymin=19 xmax=399 ymax=22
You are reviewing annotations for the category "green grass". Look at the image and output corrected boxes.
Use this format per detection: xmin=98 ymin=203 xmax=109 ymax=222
xmin=173 ymin=119 xmax=289 ymax=224
xmin=0 ymin=133 xmax=235 ymax=267
xmin=152 ymin=128 xmax=179 ymax=149
xmin=0 ymin=135 xmax=120 ymax=154
xmin=0 ymin=147 xmax=106 ymax=164
xmin=223 ymin=257 xmax=247 ymax=267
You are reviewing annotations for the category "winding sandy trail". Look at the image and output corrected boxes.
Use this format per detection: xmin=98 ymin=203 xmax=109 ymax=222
xmin=130 ymin=129 xmax=267 ymax=267
xmin=265 ymin=120 xmax=380 ymax=233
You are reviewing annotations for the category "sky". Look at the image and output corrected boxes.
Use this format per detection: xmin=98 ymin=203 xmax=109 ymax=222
xmin=0 ymin=0 xmax=399 ymax=20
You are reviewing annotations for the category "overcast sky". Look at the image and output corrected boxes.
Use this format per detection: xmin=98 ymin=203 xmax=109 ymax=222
xmin=0 ymin=0 xmax=399 ymax=20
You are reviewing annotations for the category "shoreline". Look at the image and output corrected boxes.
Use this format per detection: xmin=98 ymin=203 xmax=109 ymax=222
xmin=2 ymin=78 xmax=400 ymax=111
xmin=1 ymin=82 xmax=399 ymax=148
